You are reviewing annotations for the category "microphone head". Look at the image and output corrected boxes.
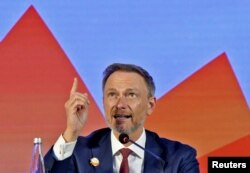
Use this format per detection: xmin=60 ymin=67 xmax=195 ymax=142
xmin=119 ymin=133 xmax=129 ymax=144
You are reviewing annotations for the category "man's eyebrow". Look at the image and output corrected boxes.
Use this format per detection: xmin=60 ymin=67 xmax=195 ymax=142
xmin=105 ymin=88 xmax=117 ymax=92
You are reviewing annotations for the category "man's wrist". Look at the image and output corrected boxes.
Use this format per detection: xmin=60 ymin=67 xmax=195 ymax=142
xmin=63 ymin=128 xmax=79 ymax=142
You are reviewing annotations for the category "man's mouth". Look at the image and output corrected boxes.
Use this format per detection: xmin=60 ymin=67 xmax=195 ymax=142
xmin=114 ymin=114 xmax=132 ymax=119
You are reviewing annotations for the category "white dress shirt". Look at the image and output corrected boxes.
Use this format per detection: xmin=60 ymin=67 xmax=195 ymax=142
xmin=111 ymin=129 xmax=146 ymax=173
xmin=53 ymin=129 xmax=146 ymax=173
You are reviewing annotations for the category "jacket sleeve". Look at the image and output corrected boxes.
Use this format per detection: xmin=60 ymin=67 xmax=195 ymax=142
xmin=44 ymin=146 xmax=78 ymax=173
xmin=178 ymin=147 xmax=200 ymax=173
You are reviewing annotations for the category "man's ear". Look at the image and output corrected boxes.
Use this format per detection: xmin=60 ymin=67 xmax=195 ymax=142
xmin=147 ymin=96 xmax=156 ymax=115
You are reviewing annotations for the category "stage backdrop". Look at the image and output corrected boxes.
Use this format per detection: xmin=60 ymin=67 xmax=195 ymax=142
xmin=0 ymin=2 xmax=249 ymax=173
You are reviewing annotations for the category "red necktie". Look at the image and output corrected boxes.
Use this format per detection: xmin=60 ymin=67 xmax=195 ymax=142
xmin=119 ymin=148 xmax=132 ymax=173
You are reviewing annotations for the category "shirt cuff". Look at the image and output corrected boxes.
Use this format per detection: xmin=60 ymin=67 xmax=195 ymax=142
xmin=53 ymin=134 xmax=77 ymax=160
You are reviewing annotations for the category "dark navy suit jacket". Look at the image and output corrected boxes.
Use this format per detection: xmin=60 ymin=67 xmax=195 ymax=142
xmin=44 ymin=128 xmax=200 ymax=173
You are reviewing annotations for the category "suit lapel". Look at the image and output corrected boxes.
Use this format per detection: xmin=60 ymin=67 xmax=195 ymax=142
xmin=143 ymin=131 xmax=167 ymax=173
xmin=86 ymin=129 xmax=167 ymax=173
xmin=91 ymin=131 xmax=113 ymax=173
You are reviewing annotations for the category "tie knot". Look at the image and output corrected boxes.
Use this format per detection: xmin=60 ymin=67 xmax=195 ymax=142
xmin=120 ymin=148 xmax=132 ymax=159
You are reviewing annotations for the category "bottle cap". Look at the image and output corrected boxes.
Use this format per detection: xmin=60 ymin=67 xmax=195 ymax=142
xmin=33 ymin=137 xmax=42 ymax=144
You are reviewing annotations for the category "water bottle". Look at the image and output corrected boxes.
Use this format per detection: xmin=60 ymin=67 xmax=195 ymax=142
xmin=30 ymin=137 xmax=45 ymax=173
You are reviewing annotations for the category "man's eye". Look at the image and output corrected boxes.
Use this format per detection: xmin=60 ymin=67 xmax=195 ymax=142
xmin=128 ymin=92 xmax=136 ymax=98
xmin=108 ymin=92 xmax=116 ymax=97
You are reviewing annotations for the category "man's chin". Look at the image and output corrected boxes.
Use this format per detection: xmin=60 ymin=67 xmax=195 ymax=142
xmin=114 ymin=125 xmax=131 ymax=134
xmin=107 ymin=120 xmax=138 ymax=134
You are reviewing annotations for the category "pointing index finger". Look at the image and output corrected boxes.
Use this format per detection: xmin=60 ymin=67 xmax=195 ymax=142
xmin=70 ymin=77 xmax=78 ymax=95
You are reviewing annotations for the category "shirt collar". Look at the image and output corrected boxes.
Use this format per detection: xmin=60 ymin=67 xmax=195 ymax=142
xmin=111 ymin=129 xmax=146 ymax=159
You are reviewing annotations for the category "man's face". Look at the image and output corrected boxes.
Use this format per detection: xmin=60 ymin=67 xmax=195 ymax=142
xmin=103 ymin=71 xmax=155 ymax=138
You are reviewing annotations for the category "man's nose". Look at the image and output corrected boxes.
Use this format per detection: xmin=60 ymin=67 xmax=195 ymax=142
xmin=116 ymin=96 xmax=127 ymax=109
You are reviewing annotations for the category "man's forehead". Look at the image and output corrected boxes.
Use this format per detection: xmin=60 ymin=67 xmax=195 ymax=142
xmin=106 ymin=72 xmax=145 ymax=85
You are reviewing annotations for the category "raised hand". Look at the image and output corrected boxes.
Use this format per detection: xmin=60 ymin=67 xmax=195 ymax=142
xmin=63 ymin=78 xmax=90 ymax=142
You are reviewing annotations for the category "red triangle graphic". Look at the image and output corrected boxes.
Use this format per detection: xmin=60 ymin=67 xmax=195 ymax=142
xmin=145 ymin=53 xmax=250 ymax=159
xmin=198 ymin=134 xmax=250 ymax=173
xmin=0 ymin=6 xmax=106 ymax=172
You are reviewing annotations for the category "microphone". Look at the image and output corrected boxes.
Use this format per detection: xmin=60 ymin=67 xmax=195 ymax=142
xmin=119 ymin=133 xmax=165 ymax=164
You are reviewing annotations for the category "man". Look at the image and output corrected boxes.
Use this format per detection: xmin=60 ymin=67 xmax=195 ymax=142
xmin=44 ymin=63 xmax=200 ymax=173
